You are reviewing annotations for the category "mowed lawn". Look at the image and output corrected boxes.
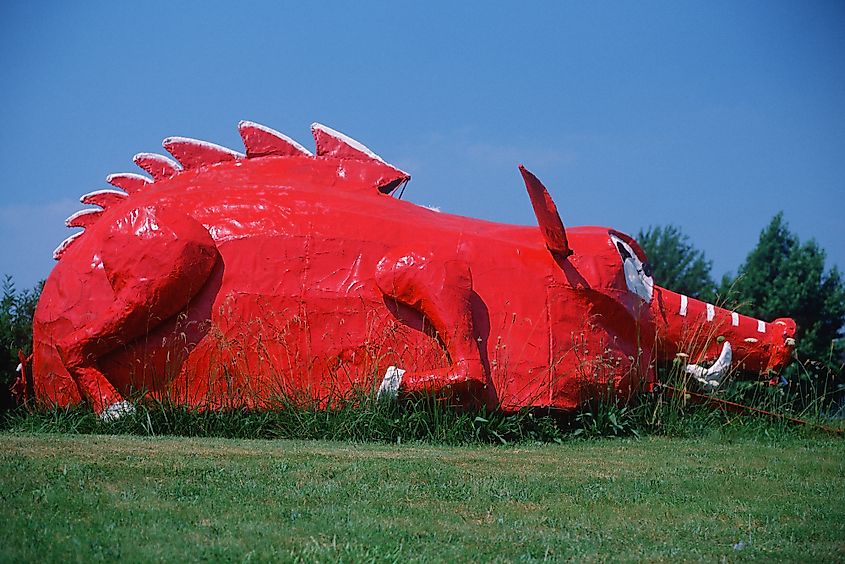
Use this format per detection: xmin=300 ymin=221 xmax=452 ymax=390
xmin=1 ymin=433 xmax=842 ymax=562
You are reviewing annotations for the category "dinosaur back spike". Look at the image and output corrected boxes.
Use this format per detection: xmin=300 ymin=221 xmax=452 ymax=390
xmin=65 ymin=209 xmax=103 ymax=229
xmin=53 ymin=231 xmax=83 ymax=260
xmin=311 ymin=123 xmax=395 ymax=166
xmin=133 ymin=153 xmax=181 ymax=181
xmin=80 ymin=189 xmax=128 ymax=209
xmin=239 ymin=120 xmax=313 ymax=158
xmin=311 ymin=123 xmax=410 ymax=191
xmin=163 ymin=137 xmax=243 ymax=170
xmin=107 ymin=173 xmax=151 ymax=194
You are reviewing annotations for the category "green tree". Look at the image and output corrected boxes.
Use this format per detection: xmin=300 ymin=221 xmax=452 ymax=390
xmin=636 ymin=225 xmax=716 ymax=300
xmin=719 ymin=213 xmax=845 ymax=385
xmin=0 ymin=276 xmax=42 ymax=410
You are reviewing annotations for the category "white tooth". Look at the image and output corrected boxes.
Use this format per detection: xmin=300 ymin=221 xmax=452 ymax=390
xmin=745 ymin=337 xmax=759 ymax=344
xmin=706 ymin=304 xmax=715 ymax=322
xmin=731 ymin=312 xmax=739 ymax=326
xmin=680 ymin=295 xmax=688 ymax=317
xmin=686 ymin=341 xmax=732 ymax=393
xmin=757 ymin=320 xmax=766 ymax=333
xmin=785 ymin=338 xmax=796 ymax=346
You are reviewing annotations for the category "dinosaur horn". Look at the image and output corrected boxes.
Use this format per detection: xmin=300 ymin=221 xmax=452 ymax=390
xmin=238 ymin=120 xmax=313 ymax=158
xmin=80 ymin=189 xmax=128 ymax=209
xmin=133 ymin=153 xmax=181 ymax=181
xmin=107 ymin=173 xmax=152 ymax=194
xmin=163 ymin=137 xmax=243 ymax=170
xmin=65 ymin=209 xmax=103 ymax=229
xmin=519 ymin=165 xmax=572 ymax=259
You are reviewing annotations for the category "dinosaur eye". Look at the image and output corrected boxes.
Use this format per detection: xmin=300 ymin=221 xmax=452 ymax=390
xmin=616 ymin=241 xmax=632 ymax=260
xmin=610 ymin=234 xmax=654 ymax=303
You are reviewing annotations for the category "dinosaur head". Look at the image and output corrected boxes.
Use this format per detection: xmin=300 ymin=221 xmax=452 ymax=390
xmin=519 ymin=165 xmax=797 ymax=387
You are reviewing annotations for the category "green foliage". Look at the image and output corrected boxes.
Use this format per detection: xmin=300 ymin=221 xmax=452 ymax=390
xmin=8 ymin=377 xmax=839 ymax=443
xmin=719 ymin=213 xmax=845 ymax=398
xmin=636 ymin=224 xmax=716 ymax=300
xmin=1 ymin=394 xmax=569 ymax=445
xmin=0 ymin=276 xmax=42 ymax=396
xmin=573 ymin=400 xmax=642 ymax=438
xmin=645 ymin=357 xmax=843 ymax=438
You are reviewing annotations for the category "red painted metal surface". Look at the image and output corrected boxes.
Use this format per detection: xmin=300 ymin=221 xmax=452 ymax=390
xmin=28 ymin=121 xmax=797 ymax=416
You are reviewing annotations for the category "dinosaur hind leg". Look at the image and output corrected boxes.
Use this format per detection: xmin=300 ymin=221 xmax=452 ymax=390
xmin=375 ymin=251 xmax=487 ymax=405
xmin=57 ymin=206 xmax=219 ymax=417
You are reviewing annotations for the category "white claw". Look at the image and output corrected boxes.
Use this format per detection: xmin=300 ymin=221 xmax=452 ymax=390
xmin=100 ymin=400 xmax=135 ymax=422
xmin=686 ymin=341 xmax=732 ymax=392
xmin=377 ymin=366 xmax=405 ymax=401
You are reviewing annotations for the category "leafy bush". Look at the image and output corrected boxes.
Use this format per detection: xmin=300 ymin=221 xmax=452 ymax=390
xmin=0 ymin=276 xmax=42 ymax=410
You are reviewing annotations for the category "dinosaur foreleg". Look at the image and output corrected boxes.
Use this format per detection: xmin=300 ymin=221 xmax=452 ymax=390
xmin=57 ymin=206 xmax=219 ymax=418
xmin=375 ymin=251 xmax=487 ymax=405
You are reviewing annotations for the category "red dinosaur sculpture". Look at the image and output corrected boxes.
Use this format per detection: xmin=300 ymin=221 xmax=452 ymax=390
xmin=25 ymin=121 xmax=796 ymax=419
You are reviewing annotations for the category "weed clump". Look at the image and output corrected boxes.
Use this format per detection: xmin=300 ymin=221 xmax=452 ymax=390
xmin=5 ymin=376 xmax=840 ymax=443
xmin=2 ymin=392 xmax=573 ymax=445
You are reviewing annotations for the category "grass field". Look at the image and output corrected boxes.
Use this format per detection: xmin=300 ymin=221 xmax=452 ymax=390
xmin=2 ymin=432 xmax=843 ymax=562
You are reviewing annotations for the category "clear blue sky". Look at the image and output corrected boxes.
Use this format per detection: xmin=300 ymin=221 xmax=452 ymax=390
xmin=1 ymin=1 xmax=843 ymax=290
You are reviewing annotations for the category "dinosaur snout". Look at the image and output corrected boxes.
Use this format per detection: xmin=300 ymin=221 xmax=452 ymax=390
xmin=765 ymin=317 xmax=797 ymax=373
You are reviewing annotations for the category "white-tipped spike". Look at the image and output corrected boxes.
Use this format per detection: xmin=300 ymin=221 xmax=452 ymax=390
xmin=106 ymin=172 xmax=152 ymax=194
xmin=53 ymin=231 xmax=83 ymax=260
xmin=238 ymin=120 xmax=313 ymax=157
xmin=65 ymin=209 xmax=102 ymax=229
xmin=133 ymin=152 xmax=182 ymax=181
xmin=80 ymin=189 xmax=128 ymax=209
xmin=163 ymin=136 xmax=243 ymax=170
xmin=311 ymin=121 xmax=395 ymax=163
